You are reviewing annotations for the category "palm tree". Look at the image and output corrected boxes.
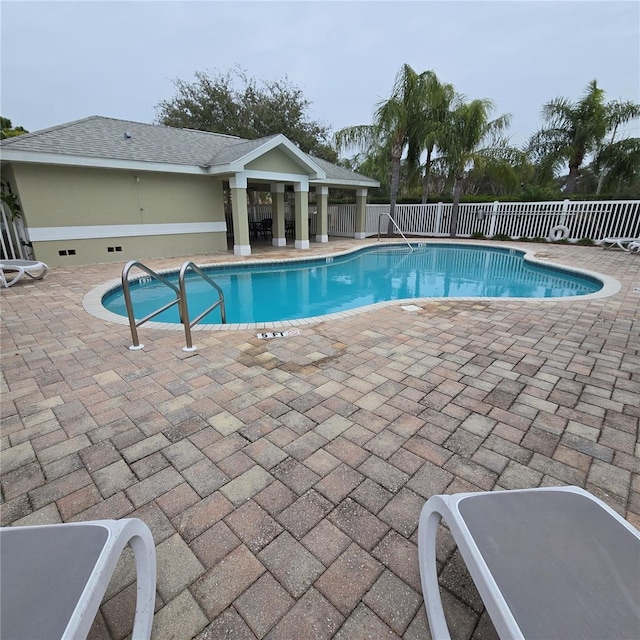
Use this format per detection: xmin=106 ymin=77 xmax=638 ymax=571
xmin=406 ymin=72 xmax=457 ymax=203
xmin=527 ymin=80 xmax=610 ymax=195
xmin=594 ymin=99 xmax=640 ymax=194
xmin=437 ymin=99 xmax=511 ymax=237
xmin=335 ymin=63 xmax=428 ymax=232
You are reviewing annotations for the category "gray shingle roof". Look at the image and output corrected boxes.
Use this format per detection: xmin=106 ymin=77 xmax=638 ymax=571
xmin=0 ymin=116 xmax=239 ymax=166
xmin=1 ymin=116 xmax=378 ymax=186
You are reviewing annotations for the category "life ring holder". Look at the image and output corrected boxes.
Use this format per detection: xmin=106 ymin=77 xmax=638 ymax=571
xmin=548 ymin=225 xmax=570 ymax=241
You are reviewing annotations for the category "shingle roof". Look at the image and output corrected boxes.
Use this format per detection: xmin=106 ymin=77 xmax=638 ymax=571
xmin=1 ymin=116 xmax=378 ymax=186
xmin=0 ymin=116 xmax=238 ymax=166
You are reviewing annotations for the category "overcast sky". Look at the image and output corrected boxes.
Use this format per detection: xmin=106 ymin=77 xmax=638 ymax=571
xmin=2 ymin=0 xmax=639 ymax=152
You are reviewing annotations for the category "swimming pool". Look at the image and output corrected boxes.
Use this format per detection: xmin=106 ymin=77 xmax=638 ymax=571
xmin=100 ymin=243 xmax=606 ymax=326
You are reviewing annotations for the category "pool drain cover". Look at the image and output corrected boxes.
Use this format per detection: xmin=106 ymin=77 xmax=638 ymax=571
xmin=400 ymin=305 xmax=422 ymax=312
xmin=257 ymin=330 xmax=301 ymax=340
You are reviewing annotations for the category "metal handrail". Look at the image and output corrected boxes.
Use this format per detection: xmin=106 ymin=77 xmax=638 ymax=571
xmin=121 ymin=261 xmax=182 ymax=350
xmin=377 ymin=213 xmax=413 ymax=252
xmin=178 ymin=262 xmax=226 ymax=351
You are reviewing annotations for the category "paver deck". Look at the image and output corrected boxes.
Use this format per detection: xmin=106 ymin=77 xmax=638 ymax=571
xmin=1 ymin=238 xmax=638 ymax=640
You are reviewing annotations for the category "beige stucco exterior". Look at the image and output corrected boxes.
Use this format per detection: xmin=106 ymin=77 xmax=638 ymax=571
xmin=1 ymin=120 xmax=378 ymax=265
xmin=244 ymin=148 xmax=310 ymax=175
xmin=8 ymin=164 xmax=227 ymax=266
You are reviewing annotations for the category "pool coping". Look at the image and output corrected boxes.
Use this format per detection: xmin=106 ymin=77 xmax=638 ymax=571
xmin=82 ymin=240 xmax=622 ymax=332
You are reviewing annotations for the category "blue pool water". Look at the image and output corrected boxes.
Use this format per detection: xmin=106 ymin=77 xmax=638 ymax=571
xmin=102 ymin=244 xmax=602 ymax=324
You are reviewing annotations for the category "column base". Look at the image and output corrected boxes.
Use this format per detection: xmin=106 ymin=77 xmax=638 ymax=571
xmin=272 ymin=237 xmax=287 ymax=247
xmin=295 ymin=239 xmax=310 ymax=250
xmin=234 ymin=244 xmax=252 ymax=256
xmin=315 ymin=234 xmax=328 ymax=243
xmin=354 ymin=232 xmax=367 ymax=239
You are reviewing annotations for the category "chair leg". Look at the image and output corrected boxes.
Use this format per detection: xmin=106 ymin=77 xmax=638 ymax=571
xmin=418 ymin=506 xmax=452 ymax=640
xmin=129 ymin=526 xmax=157 ymax=640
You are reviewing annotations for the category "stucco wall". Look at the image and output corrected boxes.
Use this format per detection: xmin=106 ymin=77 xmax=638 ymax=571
xmin=9 ymin=164 xmax=228 ymax=265
xmin=245 ymin=148 xmax=310 ymax=175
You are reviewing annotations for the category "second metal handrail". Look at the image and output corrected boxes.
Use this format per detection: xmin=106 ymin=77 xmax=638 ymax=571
xmin=122 ymin=261 xmax=182 ymax=350
xmin=377 ymin=213 xmax=413 ymax=252
xmin=179 ymin=262 xmax=226 ymax=351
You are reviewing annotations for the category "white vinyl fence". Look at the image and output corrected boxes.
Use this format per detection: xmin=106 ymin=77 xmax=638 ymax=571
xmin=236 ymin=200 xmax=638 ymax=241
xmin=329 ymin=199 xmax=640 ymax=242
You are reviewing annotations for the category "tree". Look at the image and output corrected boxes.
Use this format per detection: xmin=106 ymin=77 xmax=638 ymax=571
xmin=1 ymin=117 xmax=28 ymax=139
xmin=437 ymin=99 xmax=511 ymax=236
xmin=156 ymin=68 xmax=337 ymax=162
xmin=335 ymin=63 xmax=435 ymax=232
xmin=527 ymin=80 xmax=625 ymax=195
xmin=594 ymin=99 xmax=640 ymax=194
xmin=593 ymin=137 xmax=640 ymax=196
xmin=406 ymin=71 xmax=456 ymax=203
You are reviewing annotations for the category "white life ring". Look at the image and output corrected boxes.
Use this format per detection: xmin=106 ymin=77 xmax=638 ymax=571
xmin=549 ymin=225 xmax=570 ymax=241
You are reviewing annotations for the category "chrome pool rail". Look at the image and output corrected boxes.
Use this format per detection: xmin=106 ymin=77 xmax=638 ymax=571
xmin=179 ymin=261 xmax=226 ymax=352
xmin=121 ymin=260 xmax=226 ymax=351
xmin=377 ymin=213 xmax=413 ymax=252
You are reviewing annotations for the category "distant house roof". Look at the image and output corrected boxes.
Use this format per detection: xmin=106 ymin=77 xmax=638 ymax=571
xmin=1 ymin=116 xmax=379 ymax=188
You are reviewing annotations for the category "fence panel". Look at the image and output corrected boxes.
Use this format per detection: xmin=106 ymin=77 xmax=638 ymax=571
xmin=364 ymin=200 xmax=638 ymax=241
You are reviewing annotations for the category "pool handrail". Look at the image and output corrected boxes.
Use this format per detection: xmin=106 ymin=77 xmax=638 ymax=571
xmin=121 ymin=260 xmax=183 ymax=350
xmin=178 ymin=261 xmax=226 ymax=351
xmin=377 ymin=213 xmax=413 ymax=252
xmin=121 ymin=260 xmax=226 ymax=351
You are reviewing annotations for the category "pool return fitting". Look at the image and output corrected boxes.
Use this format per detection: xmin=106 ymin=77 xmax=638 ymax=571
xmin=121 ymin=260 xmax=226 ymax=352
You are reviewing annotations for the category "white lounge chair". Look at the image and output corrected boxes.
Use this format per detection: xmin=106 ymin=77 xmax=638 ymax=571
xmin=628 ymin=240 xmax=640 ymax=253
xmin=418 ymin=486 xmax=640 ymax=640
xmin=0 ymin=518 xmax=156 ymax=639
xmin=600 ymin=237 xmax=639 ymax=251
xmin=0 ymin=259 xmax=49 ymax=287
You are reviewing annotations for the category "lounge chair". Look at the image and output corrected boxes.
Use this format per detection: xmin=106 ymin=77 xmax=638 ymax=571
xmin=418 ymin=486 xmax=640 ymax=640
xmin=600 ymin=237 xmax=639 ymax=251
xmin=0 ymin=259 xmax=49 ymax=287
xmin=628 ymin=240 xmax=640 ymax=253
xmin=0 ymin=518 xmax=156 ymax=639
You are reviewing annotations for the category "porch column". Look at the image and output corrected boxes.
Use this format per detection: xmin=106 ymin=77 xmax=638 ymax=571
xmin=271 ymin=183 xmax=286 ymax=247
xmin=354 ymin=188 xmax=368 ymax=239
xmin=315 ymin=186 xmax=328 ymax=243
xmin=230 ymin=175 xmax=251 ymax=256
xmin=294 ymin=179 xmax=309 ymax=250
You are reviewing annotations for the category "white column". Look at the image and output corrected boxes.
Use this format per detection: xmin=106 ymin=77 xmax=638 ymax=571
xmin=315 ymin=186 xmax=329 ymax=243
xmin=294 ymin=180 xmax=309 ymax=250
xmin=229 ymin=175 xmax=251 ymax=256
xmin=271 ymin=183 xmax=286 ymax=247
xmin=355 ymin=188 xmax=368 ymax=239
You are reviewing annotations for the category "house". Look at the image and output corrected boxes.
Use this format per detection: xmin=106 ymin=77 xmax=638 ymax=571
xmin=0 ymin=117 xmax=378 ymax=266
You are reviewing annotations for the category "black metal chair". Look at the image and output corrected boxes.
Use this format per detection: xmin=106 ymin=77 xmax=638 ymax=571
xmin=259 ymin=218 xmax=272 ymax=240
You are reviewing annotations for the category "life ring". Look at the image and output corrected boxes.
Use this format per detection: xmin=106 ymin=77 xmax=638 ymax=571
xmin=549 ymin=225 xmax=570 ymax=241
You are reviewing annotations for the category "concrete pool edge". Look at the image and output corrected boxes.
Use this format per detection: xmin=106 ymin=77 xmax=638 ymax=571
xmin=82 ymin=241 xmax=622 ymax=332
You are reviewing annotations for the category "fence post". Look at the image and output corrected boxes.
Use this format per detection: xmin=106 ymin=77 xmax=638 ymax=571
xmin=560 ymin=199 xmax=569 ymax=226
xmin=488 ymin=201 xmax=499 ymax=237
xmin=435 ymin=202 xmax=443 ymax=235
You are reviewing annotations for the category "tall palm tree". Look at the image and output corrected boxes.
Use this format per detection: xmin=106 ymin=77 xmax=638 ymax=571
xmin=527 ymin=80 xmax=610 ymax=195
xmin=335 ymin=63 xmax=428 ymax=232
xmin=406 ymin=72 xmax=457 ymax=203
xmin=437 ymin=99 xmax=511 ymax=237
xmin=594 ymin=99 xmax=640 ymax=194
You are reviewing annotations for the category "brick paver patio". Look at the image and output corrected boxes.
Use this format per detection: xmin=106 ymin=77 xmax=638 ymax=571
xmin=1 ymin=239 xmax=638 ymax=639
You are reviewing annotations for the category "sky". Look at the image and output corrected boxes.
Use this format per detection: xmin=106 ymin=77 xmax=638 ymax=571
xmin=1 ymin=0 xmax=639 ymax=153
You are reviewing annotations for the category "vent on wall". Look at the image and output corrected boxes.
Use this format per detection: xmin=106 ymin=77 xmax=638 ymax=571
xmin=107 ymin=246 xmax=123 ymax=253
xmin=58 ymin=249 xmax=76 ymax=256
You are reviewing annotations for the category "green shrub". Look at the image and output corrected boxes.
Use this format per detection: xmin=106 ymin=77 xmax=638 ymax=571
xmin=471 ymin=231 xmax=485 ymax=239
xmin=531 ymin=236 xmax=547 ymax=243
xmin=492 ymin=233 xmax=512 ymax=241
xmin=553 ymin=238 xmax=570 ymax=244
xmin=576 ymin=237 xmax=595 ymax=246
